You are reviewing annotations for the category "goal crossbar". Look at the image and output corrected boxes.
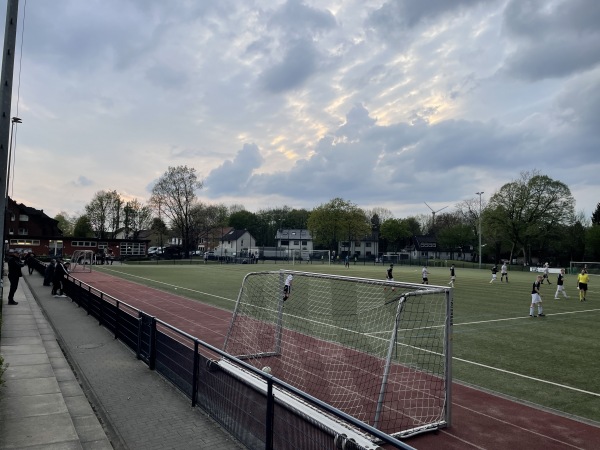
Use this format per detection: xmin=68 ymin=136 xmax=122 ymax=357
xmin=223 ymin=270 xmax=453 ymax=440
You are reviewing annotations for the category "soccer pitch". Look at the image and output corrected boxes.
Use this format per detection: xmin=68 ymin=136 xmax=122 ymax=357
xmin=93 ymin=261 xmax=600 ymax=423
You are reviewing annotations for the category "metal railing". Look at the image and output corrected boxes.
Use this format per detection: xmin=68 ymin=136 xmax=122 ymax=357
xmin=49 ymin=269 xmax=415 ymax=450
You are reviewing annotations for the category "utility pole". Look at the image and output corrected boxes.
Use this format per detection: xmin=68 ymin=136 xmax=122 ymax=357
xmin=476 ymin=192 xmax=484 ymax=269
xmin=0 ymin=0 xmax=20 ymax=266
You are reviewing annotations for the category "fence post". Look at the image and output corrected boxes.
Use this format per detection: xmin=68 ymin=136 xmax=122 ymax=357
xmin=191 ymin=340 xmax=199 ymax=407
xmin=99 ymin=293 xmax=104 ymax=326
xmin=114 ymin=301 xmax=120 ymax=340
xmin=265 ymin=377 xmax=275 ymax=450
xmin=149 ymin=317 xmax=157 ymax=370
xmin=136 ymin=314 xmax=143 ymax=360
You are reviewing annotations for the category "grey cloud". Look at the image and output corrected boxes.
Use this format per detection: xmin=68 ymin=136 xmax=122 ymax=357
xmin=259 ymin=40 xmax=318 ymax=93
xmin=502 ymin=0 xmax=600 ymax=80
xmin=269 ymin=0 xmax=336 ymax=35
xmin=205 ymin=143 xmax=264 ymax=195
xmin=367 ymin=0 xmax=494 ymax=35
xmin=71 ymin=176 xmax=94 ymax=187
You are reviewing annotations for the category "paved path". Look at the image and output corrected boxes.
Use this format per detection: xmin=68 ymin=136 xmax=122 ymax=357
xmin=0 ymin=271 xmax=243 ymax=449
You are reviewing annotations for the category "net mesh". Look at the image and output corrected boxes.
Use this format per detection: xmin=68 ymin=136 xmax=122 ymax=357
xmin=570 ymin=261 xmax=600 ymax=276
xmin=223 ymin=270 xmax=451 ymax=439
xmin=69 ymin=250 xmax=95 ymax=272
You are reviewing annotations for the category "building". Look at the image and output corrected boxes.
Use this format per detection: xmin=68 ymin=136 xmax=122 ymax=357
xmin=215 ymin=229 xmax=256 ymax=259
xmin=410 ymin=235 xmax=474 ymax=262
xmin=275 ymin=229 xmax=313 ymax=259
xmin=4 ymin=197 xmax=150 ymax=258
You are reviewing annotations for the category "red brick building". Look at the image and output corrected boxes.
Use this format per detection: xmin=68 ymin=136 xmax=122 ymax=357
xmin=5 ymin=197 xmax=150 ymax=258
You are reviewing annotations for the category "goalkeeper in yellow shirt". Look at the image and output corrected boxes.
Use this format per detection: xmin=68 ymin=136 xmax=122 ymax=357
xmin=577 ymin=269 xmax=589 ymax=302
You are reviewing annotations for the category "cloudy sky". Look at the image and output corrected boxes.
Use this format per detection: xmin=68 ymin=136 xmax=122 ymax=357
xmin=4 ymin=0 xmax=599 ymax=221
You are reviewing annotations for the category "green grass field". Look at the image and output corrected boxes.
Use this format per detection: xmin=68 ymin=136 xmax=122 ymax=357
xmin=93 ymin=260 xmax=600 ymax=423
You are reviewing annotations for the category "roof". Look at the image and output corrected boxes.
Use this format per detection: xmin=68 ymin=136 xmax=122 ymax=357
xmin=220 ymin=229 xmax=254 ymax=241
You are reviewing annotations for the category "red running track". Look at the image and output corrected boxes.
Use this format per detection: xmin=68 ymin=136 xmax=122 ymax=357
xmin=74 ymin=271 xmax=600 ymax=449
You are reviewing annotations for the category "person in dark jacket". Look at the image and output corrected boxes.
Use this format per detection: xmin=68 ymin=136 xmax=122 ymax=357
xmin=25 ymin=252 xmax=35 ymax=275
xmin=44 ymin=259 xmax=57 ymax=286
xmin=7 ymin=251 xmax=24 ymax=305
xmin=52 ymin=259 xmax=69 ymax=298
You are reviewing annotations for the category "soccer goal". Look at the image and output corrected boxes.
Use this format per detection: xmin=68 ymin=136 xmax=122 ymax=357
xmin=569 ymin=261 xmax=600 ymax=275
xmin=69 ymin=250 xmax=95 ymax=273
xmin=292 ymin=249 xmax=330 ymax=265
xmin=223 ymin=270 xmax=452 ymax=441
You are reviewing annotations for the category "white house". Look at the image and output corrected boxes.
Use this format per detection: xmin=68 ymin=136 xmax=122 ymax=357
xmin=276 ymin=229 xmax=314 ymax=259
xmin=215 ymin=229 xmax=256 ymax=258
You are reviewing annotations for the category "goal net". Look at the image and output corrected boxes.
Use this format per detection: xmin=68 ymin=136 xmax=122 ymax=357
xmin=69 ymin=250 xmax=95 ymax=273
xmin=570 ymin=261 xmax=600 ymax=276
xmin=223 ymin=270 xmax=452 ymax=441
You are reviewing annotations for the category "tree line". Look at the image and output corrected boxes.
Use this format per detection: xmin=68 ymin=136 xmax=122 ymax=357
xmin=54 ymin=167 xmax=600 ymax=264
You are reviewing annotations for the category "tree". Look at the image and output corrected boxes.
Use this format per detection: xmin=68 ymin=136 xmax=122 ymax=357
xmin=307 ymin=198 xmax=370 ymax=251
xmin=592 ymin=203 xmax=600 ymax=226
xmin=150 ymin=166 xmax=203 ymax=257
xmin=54 ymin=212 xmax=74 ymax=236
xmin=150 ymin=217 xmax=168 ymax=248
xmin=437 ymin=224 xmax=475 ymax=260
xmin=73 ymin=215 xmax=94 ymax=237
xmin=586 ymin=225 xmax=600 ymax=260
xmin=380 ymin=218 xmax=411 ymax=252
xmin=124 ymin=199 xmax=153 ymax=240
xmin=85 ymin=190 xmax=123 ymax=239
xmin=486 ymin=170 xmax=575 ymax=264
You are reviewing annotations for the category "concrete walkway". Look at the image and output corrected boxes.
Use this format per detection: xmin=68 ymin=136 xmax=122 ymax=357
xmin=0 ymin=271 xmax=243 ymax=449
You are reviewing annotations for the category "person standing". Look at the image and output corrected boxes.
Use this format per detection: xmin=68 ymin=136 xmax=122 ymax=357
xmin=490 ymin=265 xmax=498 ymax=283
xmin=385 ymin=264 xmax=395 ymax=291
xmin=542 ymin=262 xmax=552 ymax=284
xmin=554 ymin=268 xmax=568 ymax=299
xmin=449 ymin=264 xmax=456 ymax=287
xmin=52 ymin=259 xmax=69 ymax=298
xmin=7 ymin=252 xmax=24 ymax=305
xmin=422 ymin=266 xmax=429 ymax=284
xmin=577 ymin=268 xmax=589 ymax=302
xmin=529 ymin=275 xmax=545 ymax=317
xmin=44 ymin=259 xmax=57 ymax=286
xmin=344 ymin=255 xmax=349 ymax=268
xmin=500 ymin=262 xmax=509 ymax=283
xmin=25 ymin=252 xmax=35 ymax=275
xmin=283 ymin=274 xmax=293 ymax=301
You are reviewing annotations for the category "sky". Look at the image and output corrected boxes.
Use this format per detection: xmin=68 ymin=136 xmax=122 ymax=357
xmin=3 ymin=0 xmax=599 ymax=222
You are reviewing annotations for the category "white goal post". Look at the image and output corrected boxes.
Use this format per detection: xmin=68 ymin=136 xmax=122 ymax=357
xmin=69 ymin=250 xmax=95 ymax=273
xmin=223 ymin=270 xmax=452 ymax=440
xmin=569 ymin=261 xmax=600 ymax=276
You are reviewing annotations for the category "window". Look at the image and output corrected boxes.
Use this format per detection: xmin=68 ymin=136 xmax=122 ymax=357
xmin=119 ymin=242 xmax=145 ymax=256
xmin=8 ymin=228 xmax=14 ymax=235
xmin=18 ymin=228 xmax=28 ymax=235
xmin=72 ymin=241 xmax=98 ymax=247
xmin=10 ymin=213 xmax=15 ymax=221
xmin=19 ymin=214 xmax=29 ymax=221
xmin=302 ymin=240 xmax=307 ymax=245
xmin=9 ymin=239 xmax=40 ymax=246
xmin=281 ymin=240 xmax=289 ymax=246
xmin=366 ymin=243 xmax=372 ymax=248
xmin=293 ymin=240 xmax=299 ymax=245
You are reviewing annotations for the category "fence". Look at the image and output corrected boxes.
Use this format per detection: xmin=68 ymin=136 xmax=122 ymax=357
xmin=38 ymin=263 xmax=414 ymax=450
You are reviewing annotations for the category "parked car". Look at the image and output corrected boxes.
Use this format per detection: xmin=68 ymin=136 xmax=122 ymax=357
xmin=147 ymin=247 xmax=164 ymax=257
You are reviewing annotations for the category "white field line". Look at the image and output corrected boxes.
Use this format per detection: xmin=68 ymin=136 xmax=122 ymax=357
xmin=101 ymin=267 xmax=236 ymax=304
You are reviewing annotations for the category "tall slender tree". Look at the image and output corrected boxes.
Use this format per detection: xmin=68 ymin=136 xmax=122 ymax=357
xmin=150 ymin=166 xmax=203 ymax=257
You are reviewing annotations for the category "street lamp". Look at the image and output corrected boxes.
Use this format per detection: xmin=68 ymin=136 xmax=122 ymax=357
xmin=476 ymin=191 xmax=484 ymax=269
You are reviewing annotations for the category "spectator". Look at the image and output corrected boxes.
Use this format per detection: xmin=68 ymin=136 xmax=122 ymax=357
xmin=7 ymin=251 xmax=24 ymax=305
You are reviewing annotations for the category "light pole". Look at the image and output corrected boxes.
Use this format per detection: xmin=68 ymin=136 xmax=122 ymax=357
xmin=6 ymin=116 xmax=21 ymax=197
xmin=476 ymin=191 xmax=484 ymax=269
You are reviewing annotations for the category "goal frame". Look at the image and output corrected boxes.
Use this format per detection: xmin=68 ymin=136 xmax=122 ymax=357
xmin=69 ymin=250 xmax=95 ymax=273
xmin=223 ymin=270 xmax=453 ymax=440
xmin=569 ymin=261 xmax=600 ymax=275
